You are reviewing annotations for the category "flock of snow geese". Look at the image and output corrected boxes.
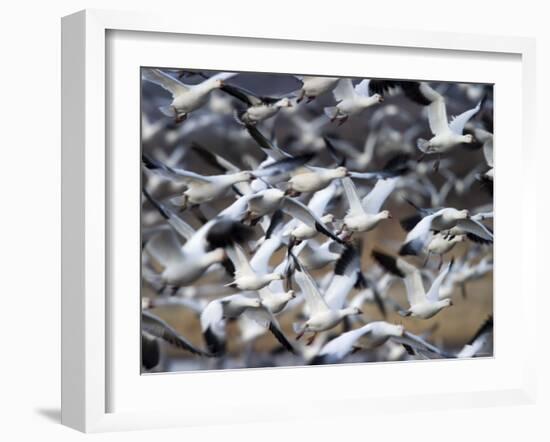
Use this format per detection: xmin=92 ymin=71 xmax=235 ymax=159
xmin=140 ymin=68 xmax=494 ymax=372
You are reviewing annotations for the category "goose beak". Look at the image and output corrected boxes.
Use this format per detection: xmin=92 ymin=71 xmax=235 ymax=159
xmin=378 ymin=96 xmax=385 ymax=103
xmin=388 ymin=213 xmax=393 ymax=219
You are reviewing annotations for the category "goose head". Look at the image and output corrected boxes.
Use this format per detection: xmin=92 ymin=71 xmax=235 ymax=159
xmin=285 ymin=290 xmax=296 ymax=300
xmin=321 ymin=213 xmax=335 ymax=224
xmin=379 ymin=210 xmax=392 ymax=220
xmin=268 ymin=273 xmax=284 ymax=282
xmin=438 ymin=298 xmax=453 ymax=309
xmin=234 ymin=171 xmax=255 ymax=183
xmin=332 ymin=166 xmax=349 ymax=179
xmin=374 ymin=93 xmax=384 ymax=103
xmin=379 ymin=322 xmax=405 ymax=338
xmin=276 ymin=97 xmax=292 ymax=108
xmin=341 ymin=306 xmax=363 ymax=318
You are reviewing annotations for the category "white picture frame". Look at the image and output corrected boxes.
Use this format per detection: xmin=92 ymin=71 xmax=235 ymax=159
xmin=61 ymin=9 xmax=537 ymax=433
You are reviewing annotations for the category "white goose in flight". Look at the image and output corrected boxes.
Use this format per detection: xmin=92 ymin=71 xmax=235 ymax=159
xmin=142 ymin=151 xmax=311 ymax=209
xmin=399 ymin=205 xmax=492 ymax=256
xmin=219 ymin=82 xmax=293 ymax=125
xmin=339 ymin=177 xmax=397 ymax=237
xmin=200 ymin=294 xmax=294 ymax=355
xmin=243 ymin=188 xmax=345 ymax=244
xmin=324 ymin=79 xmax=383 ymax=125
xmin=287 ymin=166 xmax=349 ymax=194
xmin=142 ymin=192 xmax=228 ymax=288
xmin=142 ymin=68 xmax=237 ymax=123
xmin=372 ymin=250 xmax=453 ymax=319
xmin=292 ymin=255 xmax=362 ymax=344
xmin=310 ymin=322 xmax=405 ymax=364
xmin=412 ymin=82 xmax=482 ymax=167
xmin=224 ymin=243 xmax=283 ymax=291
xmin=283 ymin=182 xmax=337 ymax=241
xmin=143 ymin=153 xmax=253 ymax=208
xmin=424 ymin=231 xmax=466 ymax=268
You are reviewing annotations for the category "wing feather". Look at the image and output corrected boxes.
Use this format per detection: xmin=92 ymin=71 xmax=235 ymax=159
xmin=142 ymin=68 xmax=189 ymax=97
xmin=362 ymin=177 xmax=398 ymax=214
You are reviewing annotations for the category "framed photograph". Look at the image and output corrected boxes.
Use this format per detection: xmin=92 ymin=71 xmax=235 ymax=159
xmin=61 ymin=9 xmax=537 ymax=433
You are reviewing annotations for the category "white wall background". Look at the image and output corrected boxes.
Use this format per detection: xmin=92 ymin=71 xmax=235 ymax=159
xmin=0 ymin=1 xmax=547 ymax=440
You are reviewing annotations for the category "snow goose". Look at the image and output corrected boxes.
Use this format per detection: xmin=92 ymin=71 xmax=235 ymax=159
xmin=143 ymin=149 xmax=313 ymax=209
xmin=248 ymin=229 xmax=296 ymax=313
xmin=295 ymin=76 xmax=340 ymax=103
xmin=287 ymin=166 xmax=349 ymax=194
xmin=283 ymin=182 xmax=337 ymax=241
xmin=144 ymin=227 xmax=225 ymax=289
xmin=312 ymin=321 xmax=451 ymax=364
xmin=189 ymin=142 xmax=314 ymax=194
xmin=324 ymin=79 xmax=383 ymax=125
xmin=142 ymin=191 xmax=255 ymax=288
xmin=424 ymin=231 xmax=466 ymax=268
xmin=244 ymin=188 xmax=345 ymax=244
xmin=142 ymin=68 xmax=237 ymax=123
xmin=339 ymin=176 xmax=397 ymax=237
xmin=292 ymin=256 xmax=362 ymax=344
xmin=399 ymin=203 xmax=492 ymax=256
xmin=323 ymin=246 xmax=364 ymax=311
xmin=310 ymin=322 xmax=404 ymax=364
xmin=372 ymin=250 xmax=453 ymax=319
xmin=224 ymin=242 xmax=284 ymax=291
xmin=200 ymin=294 xmax=294 ymax=355
xmin=296 ymin=239 xmax=341 ymax=270
xmin=410 ymin=82 xmax=482 ymax=169
xmin=219 ymin=82 xmax=293 ymax=125
xmin=142 ymin=153 xmax=253 ymax=208
xmin=244 ymin=125 xmax=349 ymax=195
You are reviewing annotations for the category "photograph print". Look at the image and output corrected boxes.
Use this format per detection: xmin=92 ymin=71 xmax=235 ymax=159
xmin=140 ymin=68 xmax=494 ymax=373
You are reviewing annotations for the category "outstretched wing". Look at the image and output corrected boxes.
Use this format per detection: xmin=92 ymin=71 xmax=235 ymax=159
xmin=333 ymin=79 xmax=355 ymax=102
xmin=324 ymin=247 xmax=361 ymax=310
xmin=142 ymin=68 xmax=189 ymax=97
xmin=399 ymin=213 xmax=438 ymax=256
xmin=449 ymin=100 xmax=482 ymax=135
xmin=362 ymin=177 xmax=398 ymax=214
xmin=281 ymin=197 xmax=344 ymax=244
xmin=341 ymin=177 xmax=364 ymax=216
xmin=225 ymin=243 xmax=254 ymax=277
xmin=428 ymin=96 xmax=449 ymax=136
xmin=354 ymin=79 xmax=371 ymax=97
xmin=294 ymin=267 xmax=331 ymax=316
xmin=455 ymin=218 xmax=494 ymax=243
xmin=316 ymin=325 xmax=372 ymax=363
xmin=426 ymin=260 xmax=453 ymax=302
xmin=142 ymin=153 xmax=211 ymax=184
